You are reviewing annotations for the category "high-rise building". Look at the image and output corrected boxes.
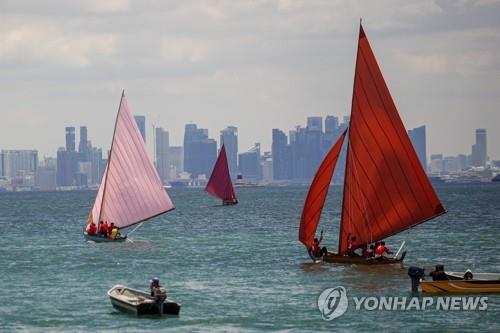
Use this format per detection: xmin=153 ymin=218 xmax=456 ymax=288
xmin=168 ymin=146 xmax=184 ymax=179
xmin=408 ymin=125 xmax=427 ymax=171
xmin=183 ymin=124 xmax=216 ymax=177
xmin=429 ymin=154 xmax=443 ymax=173
xmin=0 ymin=150 xmax=38 ymax=180
xmin=272 ymin=129 xmax=292 ymax=180
xmin=325 ymin=116 xmax=339 ymax=134
xmin=238 ymin=144 xmax=261 ymax=180
xmin=89 ymin=147 xmax=104 ymax=185
xmin=36 ymin=158 xmax=57 ymax=191
xmin=155 ymin=127 xmax=170 ymax=183
xmin=79 ymin=126 xmax=88 ymax=157
xmin=220 ymin=126 xmax=238 ymax=178
xmin=65 ymin=127 xmax=75 ymax=152
xmin=471 ymin=128 xmax=487 ymax=167
xmin=134 ymin=115 xmax=146 ymax=142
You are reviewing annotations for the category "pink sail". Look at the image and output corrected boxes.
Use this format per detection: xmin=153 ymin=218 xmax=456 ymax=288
xmin=89 ymin=92 xmax=175 ymax=229
xmin=205 ymin=144 xmax=237 ymax=203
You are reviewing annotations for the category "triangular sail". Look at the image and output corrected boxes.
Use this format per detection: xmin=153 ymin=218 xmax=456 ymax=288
xmin=338 ymin=25 xmax=446 ymax=254
xmin=89 ymin=93 xmax=175 ymax=229
xmin=205 ymin=144 xmax=237 ymax=202
xmin=299 ymin=130 xmax=347 ymax=249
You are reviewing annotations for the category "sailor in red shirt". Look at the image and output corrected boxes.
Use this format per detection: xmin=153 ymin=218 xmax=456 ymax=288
xmin=87 ymin=222 xmax=97 ymax=236
xmin=374 ymin=241 xmax=393 ymax=257
xmin=309 ymin=230 xmax=328 ymax=260
xmin=346 ymin=235 xmax=359 ymax=257
xmin=100 ymin=221 xmax=109 ymax=238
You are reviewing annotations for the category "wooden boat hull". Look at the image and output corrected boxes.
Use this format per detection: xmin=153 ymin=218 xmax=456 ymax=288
xmin=108 ymin=285 xmax=181 ymax=316
xmin=420 ymin=280 xmax=500 ymax=294
xmin=321 ymin=251 xmax=406 ymax=265
xmin=83 ymin=233 xmax=127 ymax=243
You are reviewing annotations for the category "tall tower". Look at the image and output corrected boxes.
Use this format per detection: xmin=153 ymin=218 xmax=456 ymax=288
xmin=408 ymin=125 xmax=427 ymax=171
xmin=220 ymin=126 xmax=238 ymax=178
xmin=155 ymin=127 xmax=170 ymax=183
xmin=471 ymin=128 xmax=487 ymax=167
xmin=79 ymin=126 xmax=88 ymax=157
xmin=65 ymin=127 xmax=75 ymax=152
xmin=134 ymin=115 xmax=146 ymax=142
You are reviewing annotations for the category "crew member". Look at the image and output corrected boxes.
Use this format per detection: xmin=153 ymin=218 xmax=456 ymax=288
xmin=430 ymin=264 xmax=449 ymax=281
xmin=87 ymin=222 xmax=97 ymax=236
xmin=309 ymin=230 xmax=327 ymax=260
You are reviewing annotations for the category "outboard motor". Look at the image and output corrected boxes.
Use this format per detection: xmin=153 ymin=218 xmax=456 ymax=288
xmin=408 ymin=266 xmax=425 ymax=293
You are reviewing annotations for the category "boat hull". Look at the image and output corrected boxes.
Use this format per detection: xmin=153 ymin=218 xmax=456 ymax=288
xmin=83 ymin=233 xmax=127 ymax=243
xmin=420 ymin=280 xmax=500 ymax=294
xmin=108 ymin=285 xmax=181 ymax=316
xmin=321 ymin=251 xmax=406 ymax=265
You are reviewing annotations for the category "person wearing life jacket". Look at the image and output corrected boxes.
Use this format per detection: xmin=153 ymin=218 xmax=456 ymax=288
xmin=100 ymin=221 xmax=109 ymax=238
xmin=361 ymin=244 xmax=371 ymax=258
xmin=309 ymin=230 xmax=327 ymax=260
xmin=109 ymin=222 xmax=118 ymax=240
xmin=346 ymin=235 xmax=359 ymax=257
xmin=374 ymin=241 xmax=393 ymax=257
xmin=87 ymin=222 xmax=97 ymax=236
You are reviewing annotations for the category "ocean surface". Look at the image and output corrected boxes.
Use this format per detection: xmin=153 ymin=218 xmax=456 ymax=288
xmin=0 ymin=184 xmax=499 ymax=332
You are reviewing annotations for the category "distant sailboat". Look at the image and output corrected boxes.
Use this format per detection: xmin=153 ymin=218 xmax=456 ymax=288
xmin=84 ymin=92 xmax=175 ymax=242
xmin=298 ymin=23 xmax=446 ymax=264
xmin=205 ymin=144 xmax=238 ymax=205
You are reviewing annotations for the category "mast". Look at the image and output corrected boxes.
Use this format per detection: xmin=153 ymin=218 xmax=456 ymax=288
xmin=98 ymin=90 xmax=125 ymax=224
xmin=338 ymin=22 xmax=362 ymax=253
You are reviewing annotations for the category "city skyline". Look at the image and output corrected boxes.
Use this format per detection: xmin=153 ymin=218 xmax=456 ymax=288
xmin=1 ymin=2 xmax=499 ymax=160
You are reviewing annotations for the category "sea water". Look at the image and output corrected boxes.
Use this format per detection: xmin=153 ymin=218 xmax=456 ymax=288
xmin=0 ymin=185 xmax=499 ymax=332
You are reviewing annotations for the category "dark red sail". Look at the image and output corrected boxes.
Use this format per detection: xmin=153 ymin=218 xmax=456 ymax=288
xmin=205 ymin=144 xmax=238 ymax=203
xmin=338 ymin=25 xmax=446 ymax=254
xmin=299 ymin=130 xmax=347 ymax=249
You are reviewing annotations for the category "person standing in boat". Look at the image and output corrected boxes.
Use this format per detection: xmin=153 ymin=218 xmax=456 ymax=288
xmin=100 ymin=221 xmax=109 ymax=238
xmin=309 ymin=230 xmax=327 ymax=260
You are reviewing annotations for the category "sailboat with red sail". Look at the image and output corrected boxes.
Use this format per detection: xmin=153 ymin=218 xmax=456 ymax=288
xmin=298 ymin=23 xmax=446 ymax=264
xmin=205 ymin=144 xmax=238 ymax=205
xmin=84 ymin=92 xmax=175 ymax=242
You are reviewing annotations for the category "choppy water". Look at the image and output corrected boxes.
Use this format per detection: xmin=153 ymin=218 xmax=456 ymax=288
xmin=0 ymin=185 xmax=499 ymax=332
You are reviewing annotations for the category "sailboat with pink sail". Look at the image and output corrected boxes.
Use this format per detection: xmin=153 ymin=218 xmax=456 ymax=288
xmin=298 ymin=23 xmax=446 ymax=264
xmin=84 ymin=92 xmax=175 ymax=242
xmin=205 ymin=144 xmax=238 ymax=206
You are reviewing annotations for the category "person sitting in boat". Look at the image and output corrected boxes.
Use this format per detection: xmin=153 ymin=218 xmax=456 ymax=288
xmin=429 ymin=264 xmax=449 ymax=281
xmin=100 ymin=221 xmax=109 ymax=238
xmin=223 ymin=197 xmax=238 ymax=206
xmin=309 ymin=230 xmax=327 ymax=260
xmin=464 ymin=269 xmax=474 ymax=280
xmin=150 ymin=277 xmax=167 ymax=298
xmin=361 ymin=244 xmax=372 ymax=258
xmin=86 ymin=222 xmax=97 ymax=236
xmin=346 ymin=235 xmax=359 ymax=257
xmin=108 ymin=223 xmax=118 ymax=240
xmin=374 ymin=241 xmax=393 ymax=257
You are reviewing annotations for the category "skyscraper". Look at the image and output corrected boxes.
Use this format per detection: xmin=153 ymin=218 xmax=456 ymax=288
xmin=65 ymin=127 xmax=75 ymax=152
xmin=79 ymin=126 xmax=88 ymax=156
xmin=0 ymin=150 xmax=38 ymax=180
xmin=238 ymin=144 xmax=261 ymax=180
xmin=155 ymin=127 xmax=170 ymax=183
xmin=471 ymin=128 xmax=487 ymax=167
xmin=220 ymin=126 xmax=238 ymax=178
xmin=183 ymin=123 xmax=217 ymax=177
xmin=168 ymin=146 xmax=184 ymax=179
xmin=134 ymin=115 xmax=146 ymax=142
xmin=272 ymin=129 xmax=291 ymax=180
xmin=408 ymin=125 xmax=427 ymax=171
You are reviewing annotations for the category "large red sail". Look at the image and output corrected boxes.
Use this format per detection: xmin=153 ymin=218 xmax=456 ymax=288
xmin=338 ymin=25 xmax=446 ymax=254
xmin=205 ymin=144 xmax=237 ymax=202
xmin=299 ymin=130 xmax=347 ymax=249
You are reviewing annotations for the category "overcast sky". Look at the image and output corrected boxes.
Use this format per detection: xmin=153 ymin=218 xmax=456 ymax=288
xmin=1 ymin=0 xmax=499 ymax=160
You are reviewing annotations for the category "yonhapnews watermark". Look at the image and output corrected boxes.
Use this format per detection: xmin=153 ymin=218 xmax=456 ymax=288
xmin=318 ymin=286 xmax=488 ymax=321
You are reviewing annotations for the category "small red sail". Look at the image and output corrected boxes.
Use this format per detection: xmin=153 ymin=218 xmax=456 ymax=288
xmin=205 ymin=144 xmax=237 ymax=203
xmin=299 ymin=130 xmax=347 ymax=249
xmin=338 ymin=25 xmax=446 ymax=254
